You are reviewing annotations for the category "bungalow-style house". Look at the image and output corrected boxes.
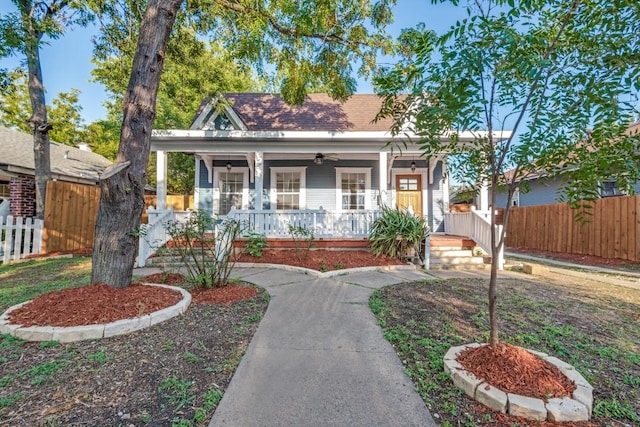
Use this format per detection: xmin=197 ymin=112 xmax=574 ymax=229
xmin=145 ymin=93 xmax=511 ymax=268
xmin=494 ymin=122 xmax=640 ymax=208
xmin=0 ymin=126 xmax=112 ymax=218
xmin=150 ymin=93 xmax=480 ymax=232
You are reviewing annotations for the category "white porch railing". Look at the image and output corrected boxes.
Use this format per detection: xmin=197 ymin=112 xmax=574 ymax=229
xmin=137 ymin=208 xmax=176 ymax=268
xmin=136 ymin=208 xmax=384 ymax=267
xmin=226 ymin=208 xmax=383 ymax=238
xmin=1 ymin=215 xmax=44 ymax=263
xmin=444 ymin=208 xmax=504 ymax=269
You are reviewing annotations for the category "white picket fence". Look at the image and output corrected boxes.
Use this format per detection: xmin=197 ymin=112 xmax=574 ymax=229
xmin=1 ymin=215 xmax=44 ymax=263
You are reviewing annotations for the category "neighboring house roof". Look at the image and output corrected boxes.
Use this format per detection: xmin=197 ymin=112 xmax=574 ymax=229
xmin=502 ymin=121 xmax=640 ymax=183
xmin=194 ymin=93 xmax=398 ymax=132
xmin=0 ymin=126 xmax=112 ymax=184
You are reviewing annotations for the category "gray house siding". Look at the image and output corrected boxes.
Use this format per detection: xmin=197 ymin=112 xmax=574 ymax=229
xmin=495 ymin=177 xmax=564 ymax=208
xmin=197 ymin=159 xmax=213 ymax=212
xmin=263 ymin=159 xmax=380 ymax=210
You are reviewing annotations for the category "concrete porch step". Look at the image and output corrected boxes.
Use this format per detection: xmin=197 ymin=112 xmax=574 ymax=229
xmin=430 ymin=249 xmax=475 ymax=258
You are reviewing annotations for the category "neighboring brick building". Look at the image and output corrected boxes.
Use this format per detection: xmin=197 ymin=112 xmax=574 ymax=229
xmin=0 ymin=127 xmax=112 ymax=218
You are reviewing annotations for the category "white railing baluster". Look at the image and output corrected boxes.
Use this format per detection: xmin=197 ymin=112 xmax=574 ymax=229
xmin=227 ymin=209 xmax=381 ymax=238
xmin=444 ymin=208 xmax=503 ymax=269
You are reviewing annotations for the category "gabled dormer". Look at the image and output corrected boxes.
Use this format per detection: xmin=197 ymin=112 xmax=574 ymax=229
xmin=190 ymin=95 xmax=247 ymax=131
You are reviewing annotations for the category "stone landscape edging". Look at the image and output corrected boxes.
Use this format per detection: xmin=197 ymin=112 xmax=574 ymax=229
xmin=444 ymin=342 xmax=593 ymax=422
xmin=0 ymin=283 xmax=191 ymax=343
xmin=233 ymin=261 xmax=419 ymax=277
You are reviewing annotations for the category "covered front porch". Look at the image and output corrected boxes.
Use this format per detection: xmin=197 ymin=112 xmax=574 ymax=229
xmin=138 ymin=204 xmax=504 ymax=270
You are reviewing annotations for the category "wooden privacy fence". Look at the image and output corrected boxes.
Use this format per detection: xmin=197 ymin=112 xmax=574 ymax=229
xmin=1 ymin=215 xmax=44 ymax=263
xmin=43 ymin=181 xmax=195 ymax=253
xmin=43 ymin=181 xmax=101 ymax=253
xmin=144 ymin=195 xmax=194 ymax=211
xmin=505 ymin=195 xmax=640 ymax=262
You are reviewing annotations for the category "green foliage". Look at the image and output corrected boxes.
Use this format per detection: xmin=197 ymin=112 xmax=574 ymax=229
xmin=375 ymin=0 xmax=640 ymax=345
xmin=368 ymin=206 xmax=429 ymax=261
xmin=375 ymin=0 xmax=640 ymax=208
xmin=165 ymin=210 xmax=245 ymax=289
xmin=0 ymin=68 xmax=30 ymax=132
xmin=0 ymin=258 xmax=91 ymax=312
xmin=594 ymin=398 xmax=640 ymax=422
xmin=159 ymin=376 xmax=196 ymax=410
xmin=287 ymin=223 xmax=315 ymax=262
xmin=244 ymin=231 xmax=268 ymax=257
xmin=0 ymin=69 xmax=86 ymax=145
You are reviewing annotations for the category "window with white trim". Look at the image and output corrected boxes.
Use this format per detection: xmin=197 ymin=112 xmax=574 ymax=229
xmin=271 ymin=167 xmax=306 ymax=210
xmin=336 ymin=168 xmax=371 ymax=210
xmin=219 ymin=172 xmax=244 ymax=214
xmin=214 ymin=168 xmax=249 ymax=214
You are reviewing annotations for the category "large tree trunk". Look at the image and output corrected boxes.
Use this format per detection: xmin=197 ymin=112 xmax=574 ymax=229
xmin=25 ymin=35 xmax=51 ymax=220
xmin=91 ymin=0 xmax=183 ymax=288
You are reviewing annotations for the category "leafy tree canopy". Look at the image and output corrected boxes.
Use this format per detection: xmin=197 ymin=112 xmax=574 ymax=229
xmin=0 ymin=67 xmax=87 ymax=145
xmin=376 ymin=0 xmax=640 ymax=205
xmin=375 ymin=0 xmax=640 ymax=346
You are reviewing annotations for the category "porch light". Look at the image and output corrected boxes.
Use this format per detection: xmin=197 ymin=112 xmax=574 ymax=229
xmin=226 ymin=161 xmax=232 ymax=171
xmin=410 ymin=161 xmax=416 ymax=172
xmin=314 ymin=153 xmax=324 ymax=165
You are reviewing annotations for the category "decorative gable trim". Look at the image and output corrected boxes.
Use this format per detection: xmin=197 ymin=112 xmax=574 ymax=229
xmin=190 ymin=95 xmax=247 ymax=131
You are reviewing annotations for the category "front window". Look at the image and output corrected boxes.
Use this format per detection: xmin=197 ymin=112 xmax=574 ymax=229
xmin=341 ymin=173 xmax=366 ymax=210
xmin=270 ymin=167 xmax=306 ymax=210
xmin=336 ymin=168 xmax=371 ymax=211
xmin=219 ymin=172 xmax=244 ymax=214
xmin=275 ymin=172 xmax=300 ymax=209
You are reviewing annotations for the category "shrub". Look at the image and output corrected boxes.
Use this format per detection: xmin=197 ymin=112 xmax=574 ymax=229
xmin=369 ymin=206 xmax=429 ymax=261
xmin=245 ymin=231 xmax=268 ymax=257
xmin=165 ymin=210 xmax=244 ymax=289
xmin=287 ymin=223 xmax=315 ymax=262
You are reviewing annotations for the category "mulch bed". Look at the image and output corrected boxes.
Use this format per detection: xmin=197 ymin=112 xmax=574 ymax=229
xmin=458 ymin=343 xmax=576 ymax=400
xmin=238 ymin=249 xmax=405 ymax=271
xmin=7 ymin=283 xmax=182 ymax=327
xmin=6 ymin=274 xmax=261 ymax=328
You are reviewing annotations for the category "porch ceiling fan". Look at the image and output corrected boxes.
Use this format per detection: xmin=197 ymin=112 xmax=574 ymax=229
xmin=313 ymin=153 xmax=339 ymax=165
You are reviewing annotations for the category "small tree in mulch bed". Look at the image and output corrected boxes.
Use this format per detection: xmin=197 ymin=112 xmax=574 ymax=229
xmin=165 ymin=210 xmax=244 ymax=289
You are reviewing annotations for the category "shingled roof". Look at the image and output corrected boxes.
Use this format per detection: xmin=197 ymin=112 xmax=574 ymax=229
xmin=198 ymin=93 xmax=398 ymax=132
xmin=0 ymin=127 xmax=112 ymax=183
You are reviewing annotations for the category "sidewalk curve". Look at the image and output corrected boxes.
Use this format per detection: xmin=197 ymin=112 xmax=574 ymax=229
xmin=209 ymin=267 xmax=438 ymax=427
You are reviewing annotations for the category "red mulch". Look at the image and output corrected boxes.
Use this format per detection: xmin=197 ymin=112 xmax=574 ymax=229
xmin=457 ymin=343 xmax=576 ymax=400
xmin=135 ymin=272 xmax=187 ymax=286
xmin=191 ymin=285 xmax=258 ymax=305
xmin=238 ymin=249 xmax=405 ymax=271
xmin=7 ymin=283 xmax=182 ymax=327
xmin=7 ymin=273 xmax=261 ymax=328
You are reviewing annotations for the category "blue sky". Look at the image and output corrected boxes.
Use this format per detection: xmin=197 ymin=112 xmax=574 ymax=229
xmin=0 ymin=0 xmax=467 ymax=123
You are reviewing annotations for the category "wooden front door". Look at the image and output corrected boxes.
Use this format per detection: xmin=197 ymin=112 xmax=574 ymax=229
xmin=396 ymin=175 xmax=422 ymax=217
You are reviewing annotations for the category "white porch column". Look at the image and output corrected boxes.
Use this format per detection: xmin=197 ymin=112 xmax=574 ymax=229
xmin=378 ymin=151 xmax=387 ymax=207
xmin=479 ymin=180 xmax=489 ymax=211
xmin=194 ymin=155 xmax=201 ymax=211
xmin=254 ymin=151 xmax=264 ymax=209
xmin=441 ymin=159 xmax=450 ymax=213
xmin=156 ymin=150 xmax=168 ymax=210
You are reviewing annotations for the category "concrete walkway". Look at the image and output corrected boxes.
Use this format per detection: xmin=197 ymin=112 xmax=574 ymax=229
xmin=208 ymin=267 xmax=439 ymax=427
